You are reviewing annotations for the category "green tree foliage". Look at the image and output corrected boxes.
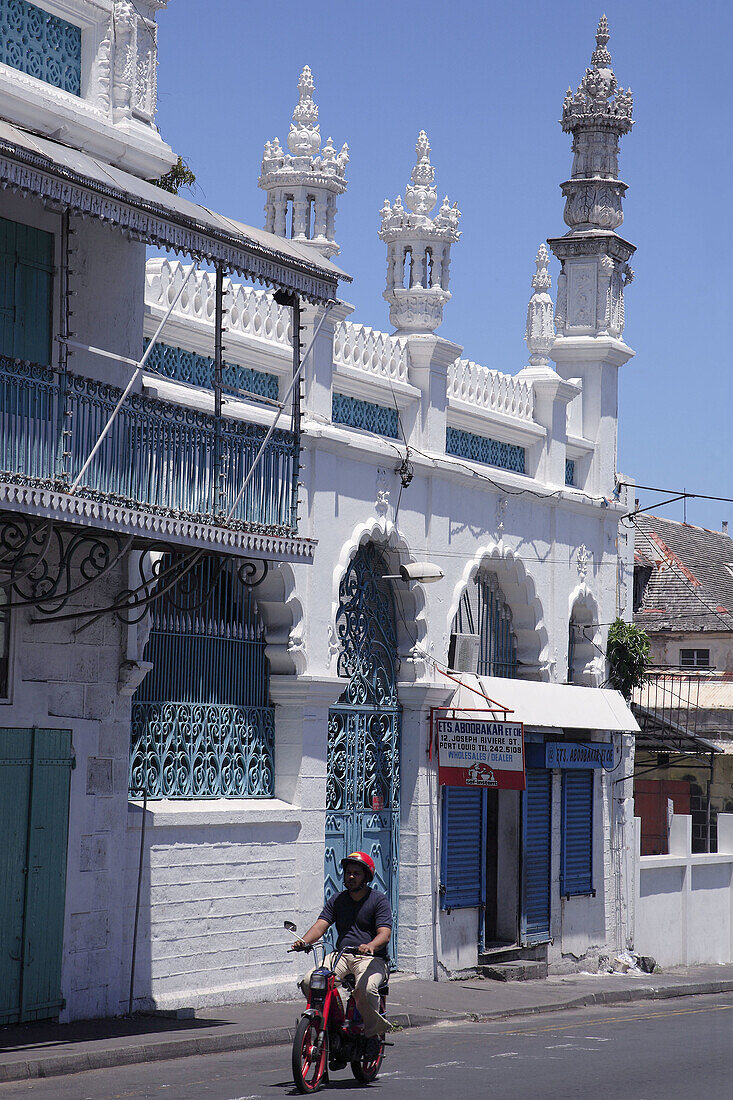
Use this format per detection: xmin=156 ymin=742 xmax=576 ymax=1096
xmin=151 ymin=156 xmax=196 ymax=195
xmin=607 ymin=618 xmax=650 ymax=699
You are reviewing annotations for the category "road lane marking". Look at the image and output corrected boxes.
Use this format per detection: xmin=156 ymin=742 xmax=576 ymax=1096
xmin=498 ymin=1002 xmax=733 ymax=1036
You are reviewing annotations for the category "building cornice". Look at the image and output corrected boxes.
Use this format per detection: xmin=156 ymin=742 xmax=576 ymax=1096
xmin=0 ymin=479 xmax=317 ymax=563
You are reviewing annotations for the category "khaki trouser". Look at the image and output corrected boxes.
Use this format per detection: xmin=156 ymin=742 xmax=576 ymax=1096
xmin=302 ymin=951 xmax=389 ymax=1037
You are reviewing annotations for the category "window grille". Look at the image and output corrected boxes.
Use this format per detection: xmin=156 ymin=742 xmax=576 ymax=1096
xmin=144 ymin=341 xmax=279 ymax=403
xmin=129 ymin=555 xmax=275 ymax=799
xmin=451 ymin=572 xmax=518 ymax=678
xmin=565 ymin=458 xmax=575 ymax=486
xmin=332 ymin=392 xmax=400 ymax=439
xmin=561 ymin=769 xmax=594 ymax=897
xmin=0 ymin=0 xmax=81 ymax=96
xmin=446 ymin=426 xmax=525 ymax=474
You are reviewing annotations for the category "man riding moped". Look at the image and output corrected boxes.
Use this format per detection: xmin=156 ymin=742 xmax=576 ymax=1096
xmin=291 ymin=851 xmax=392 ymax=1060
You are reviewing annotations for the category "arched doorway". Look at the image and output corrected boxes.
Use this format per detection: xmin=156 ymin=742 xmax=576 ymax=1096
xmin=325 ymin=543 xmax=402 ymax=959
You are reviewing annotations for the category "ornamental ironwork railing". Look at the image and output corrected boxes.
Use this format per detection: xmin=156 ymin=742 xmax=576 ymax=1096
xmin=0 ymin=355 xmax=297 ymax=531
xmin=565 ymin=458 xmax=576 ymax=486
xmin=144 ymin=341 xmax=279 ymax=403
xmin=0 ymin=0 xmax=81 ymax=96
xmin=129 ymin=702 xmax=275 ymax=798
xmin=446 ymin=425 xmax=526 ymax=474
xmin=332 ymin=392 xmax=400 ymax=439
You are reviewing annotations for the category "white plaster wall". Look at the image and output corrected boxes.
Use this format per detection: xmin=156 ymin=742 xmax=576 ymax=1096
xmin=634 ymin=814 xmax=733 ymax=967
xmin=0 ymin=559 xmax=131 ymax=1022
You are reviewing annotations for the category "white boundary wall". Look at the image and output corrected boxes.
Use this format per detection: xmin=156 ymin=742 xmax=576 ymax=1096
xmin=634 ymin=814 xmax=733 ymax=967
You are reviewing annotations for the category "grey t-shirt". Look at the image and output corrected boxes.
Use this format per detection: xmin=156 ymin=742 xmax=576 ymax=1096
xmin=319 ymin=888 xmax=393 ymax=959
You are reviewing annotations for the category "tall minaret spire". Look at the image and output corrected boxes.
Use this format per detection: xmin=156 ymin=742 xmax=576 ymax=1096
xmin=547 ymin=17 xmax=636 ymax=497
xmin=378 ymin=132 xmax=461 ymax=334
xmin=549 ymin=15 xmax=634 ymax=340
xmin=259 ymin=66 xmax=348 ymax=259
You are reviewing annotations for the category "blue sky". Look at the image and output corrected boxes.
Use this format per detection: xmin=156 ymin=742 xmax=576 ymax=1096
xmin=155 ymin=1 xmax=732 ymax=534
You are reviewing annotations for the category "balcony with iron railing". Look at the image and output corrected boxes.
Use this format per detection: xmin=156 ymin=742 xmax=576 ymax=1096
xmin=0 ymin=354 xmax=302 ymax=552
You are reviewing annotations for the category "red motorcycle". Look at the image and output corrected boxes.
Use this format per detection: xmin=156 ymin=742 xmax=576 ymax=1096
xmin=286 ymin=920 xmax=388 ymax=1093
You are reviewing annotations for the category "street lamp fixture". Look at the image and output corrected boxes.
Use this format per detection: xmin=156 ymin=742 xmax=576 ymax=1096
xmin=384 ymin=562 xmax=444 ymax=584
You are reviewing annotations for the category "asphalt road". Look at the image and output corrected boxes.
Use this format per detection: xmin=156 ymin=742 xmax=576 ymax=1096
xmin=3 ymin=993 xmax=733 ymax=1099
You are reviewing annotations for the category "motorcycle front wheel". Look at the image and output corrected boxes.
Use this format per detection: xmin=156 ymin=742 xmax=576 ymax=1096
xmin=292 ymin=1015 xmax=328 ymax=1093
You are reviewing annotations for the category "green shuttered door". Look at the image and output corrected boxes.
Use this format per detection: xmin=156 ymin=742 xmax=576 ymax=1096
xmin=0 ymin=729 xmax=72 ymax=1024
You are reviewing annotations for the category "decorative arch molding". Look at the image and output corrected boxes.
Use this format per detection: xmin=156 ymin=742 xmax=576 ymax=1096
xmin=254 ymin=561 xmax=305 ymax=677
xmin=329 ymin=516 xmax=429 ymax=683
xmin=448 ymin=542 xmax=549 ymax=681
xmin=568 ymin=582 xmax=604 ymax=686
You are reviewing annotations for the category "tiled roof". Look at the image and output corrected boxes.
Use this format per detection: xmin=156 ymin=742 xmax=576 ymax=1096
xmin=633 ymin=514 xmax=733 ymax=634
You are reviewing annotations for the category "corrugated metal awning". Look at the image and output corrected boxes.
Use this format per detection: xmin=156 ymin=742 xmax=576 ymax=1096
xmin=0 ymin=121 xmax=349 ymax=304
xmin=449 ymin=674 xmax=640 ymax=733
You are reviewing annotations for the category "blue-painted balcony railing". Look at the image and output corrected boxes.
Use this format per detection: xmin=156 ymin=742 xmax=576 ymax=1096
xmin=0 ymin=355 xmax=297 ymax=532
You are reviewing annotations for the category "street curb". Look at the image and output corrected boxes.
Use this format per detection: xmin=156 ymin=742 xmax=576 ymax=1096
xmin=2 ymin=982 xmax=733 ymax=1083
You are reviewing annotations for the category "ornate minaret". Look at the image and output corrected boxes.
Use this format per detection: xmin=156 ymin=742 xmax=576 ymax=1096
xmin=549 ymin=15 xmax=634 ymax=338
xmin=378 ymin=132 xmax=461 ymax=334
xmin=259 ymin=66 xmax=348 ymax=259
xmin=548 ymin=16 xmax=635 ymax=495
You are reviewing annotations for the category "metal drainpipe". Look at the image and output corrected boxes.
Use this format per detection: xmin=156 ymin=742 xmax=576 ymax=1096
xmin=214 ymin=264 xmax=224 ymax=518
xmin=128 ymin=788 xmax=148 ymax=1017
xmin=56 ymin=209 xmax=72 ymax=484
xmin=289 ymin=296 xmax=302 ymax=532
xmin=706 ymin=753 xmax=714 ymax=853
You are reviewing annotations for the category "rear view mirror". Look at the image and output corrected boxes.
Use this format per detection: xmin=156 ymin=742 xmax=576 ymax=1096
xmin=284 ymin=920 xmax=297 ymax=933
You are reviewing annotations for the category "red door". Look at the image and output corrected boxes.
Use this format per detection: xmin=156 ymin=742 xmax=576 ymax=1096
xmin=635 ymin=780 xmax=691 ymax=855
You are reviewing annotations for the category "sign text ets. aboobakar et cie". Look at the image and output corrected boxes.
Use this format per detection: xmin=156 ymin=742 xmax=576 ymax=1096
xmin=437 ymin=717 xmax=525 ymax=790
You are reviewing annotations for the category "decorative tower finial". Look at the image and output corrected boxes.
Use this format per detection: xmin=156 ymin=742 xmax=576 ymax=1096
xmin=378 ymin=132 xmax=461 ymax=335
xmin=525 ymin=245 xmax=555 ymax=366
xmin=549 ymin=16 xmax=636 ymax=339
xmin=259 ymin=66 xmax=348 ymax=259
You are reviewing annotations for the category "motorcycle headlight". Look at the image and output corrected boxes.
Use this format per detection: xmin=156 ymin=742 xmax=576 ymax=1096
xmin=310 ymin=972 xmax=328 ymax=992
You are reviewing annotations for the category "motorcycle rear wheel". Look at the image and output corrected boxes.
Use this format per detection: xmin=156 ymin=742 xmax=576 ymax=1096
xmin=292 ymin=1016 xmax=328 ymax=1093
xmin=351 ymin=1037 xmax=384 ymax=1083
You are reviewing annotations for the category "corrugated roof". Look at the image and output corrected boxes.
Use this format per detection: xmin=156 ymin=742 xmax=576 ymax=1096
xmin=0 ymin=120 xmax=349 ymax=303
xmin=633 ymin=514 xmax=733 ymax=634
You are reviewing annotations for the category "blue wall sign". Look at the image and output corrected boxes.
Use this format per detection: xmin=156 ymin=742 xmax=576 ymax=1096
xmin=545 ymin=741 xmax=613 ymax=769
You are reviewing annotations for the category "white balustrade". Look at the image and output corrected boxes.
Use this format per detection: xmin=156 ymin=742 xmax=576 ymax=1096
xmin=448 ymin=358 xmax=534 ymax=422
xmin=145 ymin=259 xmax=292 ymax=348
xmin=333 ymin=320 xmax=409 ymax=385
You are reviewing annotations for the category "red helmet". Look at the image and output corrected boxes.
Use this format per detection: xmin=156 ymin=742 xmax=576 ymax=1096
xmin=340 ymin=851 xmax=375 ymax=882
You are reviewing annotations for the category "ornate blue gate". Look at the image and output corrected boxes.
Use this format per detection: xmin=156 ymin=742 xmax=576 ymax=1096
xmin=325 ymin=543 xmax=401 ymax=960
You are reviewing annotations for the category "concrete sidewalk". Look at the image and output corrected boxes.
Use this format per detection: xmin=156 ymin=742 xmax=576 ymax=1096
xmin=2 ymin=964 xmax=733 ymax=1084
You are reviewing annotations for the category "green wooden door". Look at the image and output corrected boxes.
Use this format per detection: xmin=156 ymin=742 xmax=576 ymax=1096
xmin=0 ymin=729 xmax=73 ymax=1025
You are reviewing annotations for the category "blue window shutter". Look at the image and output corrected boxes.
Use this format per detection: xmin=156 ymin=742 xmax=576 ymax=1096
xmin=0 ymin=217 xmax=53 ymax=365
xmin=440 ymin=786 xmax=486 ymax=910
xmin=561 ymin=769 xmax=594 ymax=897
xmin=522 ymin=768 xmax=552 ymax=942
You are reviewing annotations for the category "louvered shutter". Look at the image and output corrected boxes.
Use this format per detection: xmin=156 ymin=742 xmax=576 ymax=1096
xmin=440 ymin=786 xmax=486 ymax=909
xmin=522 ymin=768 xmax=552 ymax=943
xmin=561 ymin=769 xmax=594 ymax=897
xmin=0 ymin=216 xmax=53 ymax=365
